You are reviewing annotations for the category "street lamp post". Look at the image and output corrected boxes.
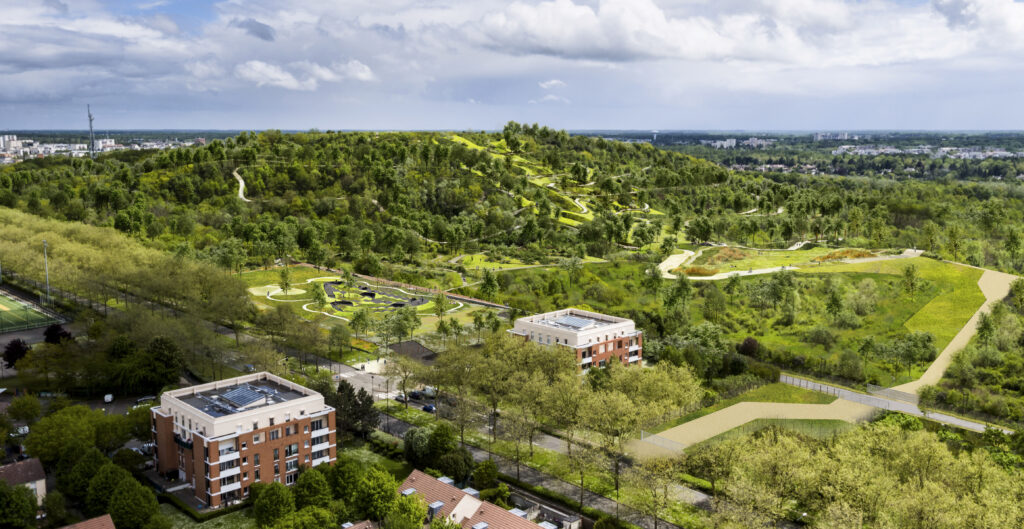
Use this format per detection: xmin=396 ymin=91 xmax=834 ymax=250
xmin=43 ymin=240 xmax=51 ymax=306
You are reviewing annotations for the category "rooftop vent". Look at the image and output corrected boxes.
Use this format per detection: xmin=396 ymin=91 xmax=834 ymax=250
xmin=539 ymin=523 xmax=558 ymax=529
xmin=472 ymin=523 xmax=489 ymax=529
xmin=438 ymin=476 xmax=455 ymax=485
xmin=342 ymin=524 xmax=353 ymax=528
xmin=509 ymin=508 xmax=527 ymax=518
xmin=402 ymin=488 xmax=417 ymax=496
xmin=462 ymin=487 xmax=480 ymax=498
xmin=428 ymin=501 xmax=444 ymax=520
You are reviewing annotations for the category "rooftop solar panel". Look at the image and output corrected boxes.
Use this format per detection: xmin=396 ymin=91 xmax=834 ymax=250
xmin=222 ymin=386 xmax=264 ymax=407
xmin=553 ymin=315 xmax=595 ymax=330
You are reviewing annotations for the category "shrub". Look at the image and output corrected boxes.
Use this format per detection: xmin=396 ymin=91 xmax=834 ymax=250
xmin=472 ymin=460 xmax=499 ymax=490
xmin=738 ymin=337 xmax=761 ymax=358
xmin=369 ymin=430 xmax=403 ymax=459
xmin=804 ymin=327 xmax=837 ymax=351
xmin=748 ymin=361 xmax=781 ymax=383
xmin=479 ymin=484 xmax=511 ymax=509
xmin=682 ymin=266 xmax=719 ymax=277
xmin=710 ymin=373 xmax=764 ymax=399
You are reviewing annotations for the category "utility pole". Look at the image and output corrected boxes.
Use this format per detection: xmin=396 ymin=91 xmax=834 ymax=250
xmin=43 ymin=240 xmax=51 ymax=306
xmin=87 ymin=105 xmax=96 ymax=159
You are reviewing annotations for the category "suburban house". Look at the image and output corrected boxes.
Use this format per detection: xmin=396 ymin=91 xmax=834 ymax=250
xmin=509 ymin=308 xmax=643 ymax=369
xmin=150 ymin=372 xmax=337 ymax=508
xmin=59 ymin=514 xmax=117 ymax=529
xmin=0 ymin=457 xmax=46 ymax=505
xmin=399 ymin=470 xmax=553 ymax=529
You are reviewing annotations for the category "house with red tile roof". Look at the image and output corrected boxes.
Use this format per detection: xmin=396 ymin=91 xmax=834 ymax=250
xmin=399 ymin=470 xmax=543 ymax=529
xmin=59 ymin=514 xmax=117 ymax=529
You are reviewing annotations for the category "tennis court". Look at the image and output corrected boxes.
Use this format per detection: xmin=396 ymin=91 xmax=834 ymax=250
xmin=0 ymin=292 xmax=58 ymax=333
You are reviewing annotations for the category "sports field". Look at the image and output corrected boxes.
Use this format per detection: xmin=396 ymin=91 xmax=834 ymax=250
xmin=0 ymin=292 xmax=57 ymax=333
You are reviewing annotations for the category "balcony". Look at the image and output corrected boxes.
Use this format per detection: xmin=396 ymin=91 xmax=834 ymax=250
xmin=628 ymin=344 xmax=640 ymax=353
xmin=312 ymin=442 xmax=331 ymax=453
xmin=311 ymin=428 xmax=331 ymax=438
xmin=173 ymin=434 xmax=193 ymax=449
xmin=219 ymin=466 xmax=241 ymax=478
xmin=312 ymin=456 xmax=331 ymax=467
xmin=628 ymin=355 xmax=640 ymax=363
xmin=580 ymin=357 xmax=593 ymax=365
xmin=218 ymin=451 xmax=240 ymax=463
xmin=220 ymin=481 xmax=242 ymax=493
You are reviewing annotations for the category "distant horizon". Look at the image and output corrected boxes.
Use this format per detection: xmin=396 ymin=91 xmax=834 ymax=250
xmin=7 ymin=128 xmax=1024 ymax=135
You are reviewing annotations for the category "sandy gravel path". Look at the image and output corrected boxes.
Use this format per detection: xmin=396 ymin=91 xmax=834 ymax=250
xmin=657 ymin=251 xmax=695 ymax=279
xmin=893 ymin=267 xmax=1016 ymax=393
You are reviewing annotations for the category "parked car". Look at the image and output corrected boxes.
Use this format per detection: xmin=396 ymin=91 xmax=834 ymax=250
xmin=136 ymin=395 xmax=156 ymax=404
xmin=9 ymin=426 xmax=29 ymax=437
xmin=422 ymin=386 xmax=438 ymax=398
xmin=394 ymin=393 xmax=408 ymax=403
xmin=422 ymin=404 xmax=436 ymax=413
xmin=103 ymin=394 xmax=114 ymax=403
xmin=409 ymin=391 xmax=423 ymax=400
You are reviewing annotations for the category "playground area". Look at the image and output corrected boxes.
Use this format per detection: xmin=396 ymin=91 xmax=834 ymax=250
xmin=0 ymin=291 xmax=58 ymax=333
xmin=247 ymin=275 xmax=451 ymax=322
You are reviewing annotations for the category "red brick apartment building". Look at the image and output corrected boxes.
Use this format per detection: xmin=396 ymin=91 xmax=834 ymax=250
xmin=151 ymin=372 xmax=336 ymax=508
xmin=509 ymin=308 xmax=643 ymax=370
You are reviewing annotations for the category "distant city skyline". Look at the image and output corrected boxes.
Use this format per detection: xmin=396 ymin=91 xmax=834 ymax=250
xmin=5 ymin=0 xmax=1024 ymax=130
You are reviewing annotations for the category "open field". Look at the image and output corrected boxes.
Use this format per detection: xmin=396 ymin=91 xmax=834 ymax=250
xmin=690 ymin=418 xmax=856 ymax=448
xmin=0 ymin=291 xmax=57 ymax=332
xmin=796 ymin=257 xmax=985 ymax=350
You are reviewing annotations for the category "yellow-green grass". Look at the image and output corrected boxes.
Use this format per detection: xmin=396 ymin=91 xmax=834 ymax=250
xmin=797 ymin=257 xmax=985 ymax=350
xmin=460 ymin=253 xmax=529 ymax=270
xmin=650 ymin=383 xmax=836 ymax=433
xmin=340 ymin=446 xmax=414 ymax=480
xmin=557 ymin=216 xmax=582 ymax=227
xmin=0 ymin=293 xmax=56 ymax=330
xmin=238 ymin=266 xmax=333 ymax=287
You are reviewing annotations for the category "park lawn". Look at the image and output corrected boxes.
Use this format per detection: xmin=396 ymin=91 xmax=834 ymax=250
xmin=160 ymin=504 xmax=256 ymax=529
xmin=238 ymin=266 xmax=333 ymax=287
xmin=460 ymin=253 xmax=529 ymax=270
xmin=650 ymin=383 xmax=836 ymax=434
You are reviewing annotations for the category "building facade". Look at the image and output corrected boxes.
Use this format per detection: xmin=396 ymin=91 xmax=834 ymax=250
xmin=400 ymin=470 xmax=549 ymax=529
xmin=510 ymin=308 xmax=642 ymax=370
xmin=150 ymin=372 xmax=336 ymax=508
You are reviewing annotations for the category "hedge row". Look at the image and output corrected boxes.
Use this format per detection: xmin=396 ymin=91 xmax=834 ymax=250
xmin=157 ymin=492 xmax=251 ymax=522
xmin=497 ymin=473 xmax=644 ymax=529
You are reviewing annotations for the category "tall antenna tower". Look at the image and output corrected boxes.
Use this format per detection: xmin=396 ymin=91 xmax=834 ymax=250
xmin=87 ymin=105 xmax=96 ymax=159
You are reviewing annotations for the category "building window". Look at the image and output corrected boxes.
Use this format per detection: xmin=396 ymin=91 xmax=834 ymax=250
xmin=285 ymin=443 xmax=299 ymax=457
xmin=273 ymin=464 xmax=279 ymax=475
xmin=253 ymin=421 xmax=258 ymax=430
xmin=255 ymin=469 xmax=260 ymax=481
xmin=269 ymin=418 xmax=275 ymax=426
xmin=242 ymin=457 xmax=247 ymax=465
xmin=243 ymin=472 xmax=248 ymax=481
xmin=304 ymin=455 xmax=310 ymax=463
xmin=254 ymin=454 xmax=260 ymax=466
xmin=311 ymin=419 xmax=324 ymax=431
xmin=286 ymin=473 xmax=297 ymax=485
xmin=269 ymin=429 xmax=280 ymax=441
xmin=253 ymin=433 xmax=262 ymax=444
xmin=286 ymin=460 xmax=299 ymax=472
xmin=241 ymin=442 xmax=247 ymax=450
xmin=273 ymin=448 xmax=279 ymax=461
xmin=304 ymin=426 xmax=309 ymax=434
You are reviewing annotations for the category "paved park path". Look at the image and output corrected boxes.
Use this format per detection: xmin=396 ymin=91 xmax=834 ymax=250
xmin=232 ymin=169 xmax=252 ymax=202
xmin=635 ymin=262 xmax=1018 ymax=457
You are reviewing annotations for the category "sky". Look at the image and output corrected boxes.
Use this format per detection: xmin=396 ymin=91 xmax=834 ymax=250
xmin=3 ymin=0 xmax=1024 ymax=130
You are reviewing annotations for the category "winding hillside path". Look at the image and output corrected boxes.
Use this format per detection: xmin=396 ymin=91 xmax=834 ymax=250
xmin=634 ymin=262 xmax=1018 ymax=458
xmin=233 ymin=169 xmax=252 ymax=202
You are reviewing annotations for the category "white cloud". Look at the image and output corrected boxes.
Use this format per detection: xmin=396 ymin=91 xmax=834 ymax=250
xmin=335 ymin=60 xmax=376 ymax=82
xmin=234 ymin=60 xmax=317 ymax=90
xmin=539 ymin=79 xmax=565 ymax=89
xmin=529 ymin=93 xmax=570 ymax=104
